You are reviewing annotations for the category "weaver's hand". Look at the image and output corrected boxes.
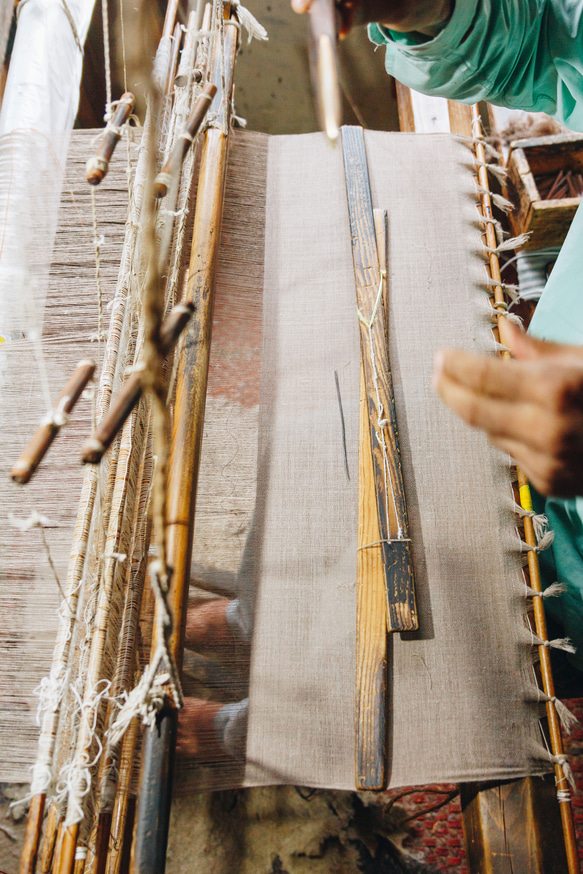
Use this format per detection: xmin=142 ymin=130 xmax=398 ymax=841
xmin=291 ymin=0 xmax=453 ymax=35
xmin=432 ymin=321 xmax=583 ymax=498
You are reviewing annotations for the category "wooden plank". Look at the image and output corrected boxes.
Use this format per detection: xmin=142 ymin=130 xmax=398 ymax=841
xmin=395 ymin=80 xmax=415 ymax=132
xmin=461 ymin=777 xmax=570 ymax=874
xmin=355 ymin=362 xmax=387 ymax=790
xmin=342 ymin=124 xmax=417 ymax=633
xmin=447 ymin=101 xmax=473 ymax=137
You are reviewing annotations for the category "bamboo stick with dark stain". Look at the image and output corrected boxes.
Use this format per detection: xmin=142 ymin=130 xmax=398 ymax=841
xmin=11 ymin=358 xmax=95 ymax=484
xmin=154 ymin=83 xmax=217 ymax=198
xmin=342 ymin=124 xmax=417 ymax=633
xmin=81 ymin=302 xmax=194 ymax=464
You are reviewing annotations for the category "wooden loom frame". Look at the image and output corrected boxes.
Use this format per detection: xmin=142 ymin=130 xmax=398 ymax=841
xmin=10 ymin=3 xmax=579 ymax=870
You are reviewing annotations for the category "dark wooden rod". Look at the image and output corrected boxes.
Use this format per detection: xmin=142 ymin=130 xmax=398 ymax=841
xmin=154 ymin=82 xmax=217 ymax=198
xmin=11 ymin=358 xmax=95 ymax=484
xmin=86 ymin=93 xmax=135 ymax=185
xmin=81 ymin=302 xmax=194 ymax=464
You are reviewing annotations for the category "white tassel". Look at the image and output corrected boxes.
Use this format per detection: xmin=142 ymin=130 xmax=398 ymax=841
xmin=485 ymin=233 xmax=531 ymax=254
xmin=533 ymin=513 xmax=549 ymax=542
xmin=476 ymin=159 xmax=508 ymax=184
xmin=524 ymin=582 xmax=567 ymax=599
xmin=544 ymin=695 xmax=580 ymax=733
xmin=550 ymin=754 xmax=577 ymax=791
xmin=477 ymin=186 xmax=514 ymax=213
xmin=531 ymin=633 xmax=577 ymax=654
xmin=485 ymin=277 xmax=519 ymax=302
xmin=231 ymin=0 xmax=268 ymax=43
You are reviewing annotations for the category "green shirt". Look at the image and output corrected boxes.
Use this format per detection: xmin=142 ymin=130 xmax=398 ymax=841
xmin=370 ymin=0 xmax=583 ymax=665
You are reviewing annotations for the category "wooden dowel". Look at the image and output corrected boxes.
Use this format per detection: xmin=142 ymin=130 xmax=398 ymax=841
xmin=86 ymin=94 xmax=135 ymax=186
xmin=165 ymin=22 xmax=183 ymax=96
xmin=174 ymin=12 xmax=198 ymax=87
xmin=157 ymin=80 xmax=217 ymax=196
xmin=154 ymin=83 xmax=217 ymax=198
xmin=162 ymin=0 xmax=180 ymax=41
xmin=131 ymin=14 xmax=238 ymax=873
xmin=105 ymin=717 xmax=141 ymax=874
xmin=11 ymin=358 xmax=95 ymax=484
xmin=82 ymin=302 xmax=194 ymax=464
xmin=19 ymin=793 xmax=45 ymax=874
xmin=38 ymin=803 xmax=61 ymax=873
xmin=519 ymin=473 xmax=579 ymax=874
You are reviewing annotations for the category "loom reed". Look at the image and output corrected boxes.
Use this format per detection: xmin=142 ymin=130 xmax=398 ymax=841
xmin=471 ymin=103 xmax=579 ymax=874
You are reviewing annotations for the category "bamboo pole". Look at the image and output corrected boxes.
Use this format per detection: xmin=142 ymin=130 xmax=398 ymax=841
xmin=470 ymin=103 xmax=579 ymax=874
xmin=130 ymin=11 xmax=238 ymax=872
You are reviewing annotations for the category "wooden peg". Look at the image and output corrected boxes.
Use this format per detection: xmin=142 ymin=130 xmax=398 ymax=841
xmin=81 ymin=302 xmax=194 ymax=464
xmin=86 ymin=93 xmax=135 ymax=186
xmin=11 ymin=358 xmax=96 ymax=484
xmin=154 ymin=82 xmax=217 ymax=198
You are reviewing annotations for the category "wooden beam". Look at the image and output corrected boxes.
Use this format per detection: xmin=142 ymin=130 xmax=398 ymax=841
xmin=461 ymin=777 xmax=570 ymax=874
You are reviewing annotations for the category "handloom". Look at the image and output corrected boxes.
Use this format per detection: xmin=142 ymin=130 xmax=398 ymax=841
xmin=0 ymin=1 xmax=576 ymax=871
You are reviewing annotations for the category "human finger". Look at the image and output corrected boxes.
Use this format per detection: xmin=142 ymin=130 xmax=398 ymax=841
xmin=432 ymin=368 xmax=549 ymax=444
xmin=507 ymin=321 xmax=568 ymax=361
xmin=433 ymin=348 xmax=546 ymax=406
xmin=488 ymin=434 xmax=571 ymax=497
xmin=291 ymin=0 xmax=312 ymax=13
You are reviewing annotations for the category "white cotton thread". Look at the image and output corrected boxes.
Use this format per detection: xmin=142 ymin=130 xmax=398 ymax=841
xmin=538 ymin=691 xmax=580 ymax=733
xmin=356 ymin=271 xmax=403 ymax=541
xmin=231 ymin=0 xmax=268 ymax=43
xmin=108 ymin=561 xmax=183 ymax=746
xmin=475 ymin=159 xmax=508 ymax=184
xmin=524 ymin=582 xmax=567 ymax=599
xmin=484 ymin=233 xmax=531 ymax=254
xmin=550 ymin=754 xmax=577 ymax=791
xmin=531 ymin=633 xmax=576 ymax=654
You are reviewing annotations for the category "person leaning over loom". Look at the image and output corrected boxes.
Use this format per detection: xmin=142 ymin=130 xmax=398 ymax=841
xmin=296 ymin=0 xmax=583 ymax=671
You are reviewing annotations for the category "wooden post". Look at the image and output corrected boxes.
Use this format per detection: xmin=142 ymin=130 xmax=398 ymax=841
xmin=461 ymin=777 xmax=570 ymax=874
xmin=130 ymin=12 xmax=238 ymax=872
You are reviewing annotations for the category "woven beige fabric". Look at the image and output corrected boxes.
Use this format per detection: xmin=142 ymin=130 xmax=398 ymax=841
xmin=1 ymin=129 xmax=547 ymax=791
xmin=241 ymin=130 xmax=545 ymax=789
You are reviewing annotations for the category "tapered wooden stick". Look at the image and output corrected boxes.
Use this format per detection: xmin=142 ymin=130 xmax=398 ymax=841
xmin=86 ymin=95 xmax=135 ymax=186
xmin=38 ymin=802 xmax=60 ymax=873
xmin=154 ymin=83 xmax=217 ymax=198
xmin=82 ymin=302 xmax=193 ymax=464
xmin=131 ymin=11 xmax=238 ymax=873
xmin=11 ymin=359 xmax=95 ymax=484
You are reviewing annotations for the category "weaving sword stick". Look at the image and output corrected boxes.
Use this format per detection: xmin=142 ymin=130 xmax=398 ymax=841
xmin=356 ymin=361 xmax=388 ymax=790
xmin=131 ymin=11 xmax=239 ymax=872
xmin=342 ymin=125 xmax=417 ymax=632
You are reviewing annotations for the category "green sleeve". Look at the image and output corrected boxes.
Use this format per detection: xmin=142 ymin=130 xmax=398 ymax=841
xmin=369 ymin=0 xmax=583 ymax=131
